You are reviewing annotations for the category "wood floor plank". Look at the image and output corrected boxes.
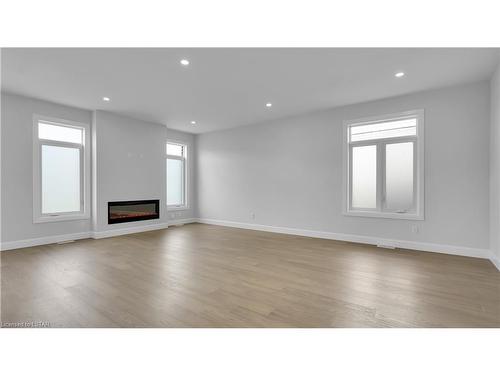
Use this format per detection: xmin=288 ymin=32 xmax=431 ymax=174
xmin=1 ymin=223 xmax=499 ymax=327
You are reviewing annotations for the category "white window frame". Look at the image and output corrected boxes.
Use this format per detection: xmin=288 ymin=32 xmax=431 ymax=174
xmin=166 ymin=140 xmax=189 ymax=211
xmin=33 ymin=115 xmax=91 ymax=223
xmin=343 ymin=109 xmax=425 ymax=220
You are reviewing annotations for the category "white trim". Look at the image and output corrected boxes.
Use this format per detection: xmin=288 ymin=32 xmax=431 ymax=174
xmin=91 ymin=111 xmax=98 ymax=232
xmin=166 ymin=139 xmax=189 ymax=211
xmin=196 ymin=218 xmax=494 ymax=260
xmin=490 ymin=255 xmax=500 ymax=272
xmin=343 ymin=109 xmax=425 ymax=220
xmin=33 ymin=214 xmax=91 ymax=224
xmin=34 ymin=114 xmax=89 ymax=130
xmin=167 ymin=206 xmax=189 ymax=212
xmin=33 ymin=114 xmax=91 ymax=224
xmin=342 ymin=210 xmax=424 ymax=221
xmin=168 ymin=218 xmax=197 ymax=226
xmin=344 ymin=110 xmax=423 ymax=129
xmin=92 ymin=222 xmax=169 ymax=239
xmin=1 ymin=232 xmax=92 ymax=251
xmin=1 ymin=219 xmax=498 ymax=272
xmin=1 ymin=222 xmax=173 ymax=250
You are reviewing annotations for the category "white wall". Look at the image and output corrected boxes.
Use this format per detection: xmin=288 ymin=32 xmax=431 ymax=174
xmin=1 ymin=97 xmax=196 ymax=247
xmin=92 ymin=110 xmax=168 ymax=233
xmin=490 ymin=65 xmax=500 ymax=263
xmin=92 ymin=111 xmax=196 ymax=235
xmin=197 ymin=81 xmax=491 ymax=253
xmin=1 ymin=93 xmax=92 ymax=243
xmin=0 ymin=80 xmax=493 ymax=256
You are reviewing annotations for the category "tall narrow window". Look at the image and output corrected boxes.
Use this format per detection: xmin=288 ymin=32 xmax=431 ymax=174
xmin=344 ymin=110 xmax=424 ymax=220
xmin=33 ymin=117 xmax=89 ymax=222
xmin=166 ymin=141 xmax=187 ymax=209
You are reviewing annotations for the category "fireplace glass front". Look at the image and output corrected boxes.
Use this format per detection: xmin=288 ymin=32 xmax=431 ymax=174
xmin=108 ymin=200 xmax=160 ymax=224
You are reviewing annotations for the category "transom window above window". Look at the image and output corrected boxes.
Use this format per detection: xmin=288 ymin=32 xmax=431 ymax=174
xmin=38 ymin=121 xmax=83 ymax=144
xmin=166 ymin=143 xmax=185 ymax=157
xmin=349 ymin=117 xmax=417 ymax=142
xmin=344 ymin=110 xmax=424 ymax=220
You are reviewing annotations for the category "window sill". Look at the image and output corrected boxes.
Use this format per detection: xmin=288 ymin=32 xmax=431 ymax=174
xmin=343 ymin=210 xmax=424 ymax=221
xmin=34 ymin=213 xmax=90 ymax=224
xmin=167 ymin=206 xmax=189 ymax=212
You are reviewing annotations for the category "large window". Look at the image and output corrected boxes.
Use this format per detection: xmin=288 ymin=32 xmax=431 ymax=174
xmin=33 ymin=116 xmax=90 ymax=223
xmin=344 ymin=110 xmax=424 ymax=220
xmin=166 ymin=141 xmax=188 ymax=210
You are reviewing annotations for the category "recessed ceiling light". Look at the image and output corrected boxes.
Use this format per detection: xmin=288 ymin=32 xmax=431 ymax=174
xmin=102 ymin=97 xmax=110 ymax=102
xmin=190 ymin=121 xmax=196 ymax=125
xmin=395 ymin=72 xmax=405 ymax=78
xmin=266 ymin=102 xmax=272 ymax=107
xmin=180 ymin=59 xmax=190 ymax=66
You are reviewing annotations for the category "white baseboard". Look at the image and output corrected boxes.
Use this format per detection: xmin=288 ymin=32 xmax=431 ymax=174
xmin=490 ymin=255 xmax=500 ymax=272
xmin=1 ymin=231 xmax=92 ymax=251
xmin=168 ymin=218 xmax=198 ymax=226
xmin=2 ymin=218 xmax=498 ymax=272
xmin=92 ymin=222 xmax=170 ymax=239
xmin=196 ymin=218 xmax=496 ymax=262
xmin=0 ymin=221 xmax=175 ymax=250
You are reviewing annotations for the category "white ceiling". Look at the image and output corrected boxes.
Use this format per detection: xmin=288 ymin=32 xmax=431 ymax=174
xmin=2 ymin=48 xmax=499 ymax=134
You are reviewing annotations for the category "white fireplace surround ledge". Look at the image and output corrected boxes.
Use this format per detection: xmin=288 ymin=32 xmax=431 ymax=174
xmin=1 ymin=218 xmax=498 ymax=272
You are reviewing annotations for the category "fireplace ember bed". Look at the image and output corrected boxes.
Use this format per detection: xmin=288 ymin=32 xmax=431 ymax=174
xmin=108 ymin=200 xmax=160 ymax=224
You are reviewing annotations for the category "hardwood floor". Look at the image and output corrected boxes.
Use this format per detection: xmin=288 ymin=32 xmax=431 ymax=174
xmin=1 ymin=223 xmax=499 ymax=327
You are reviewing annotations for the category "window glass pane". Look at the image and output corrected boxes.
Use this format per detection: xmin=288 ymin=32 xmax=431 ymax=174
xmin=350 ymin=118 xmax=416 ymax=142
xmin=167 ymin=158 xmax=184 ymax=206
xmin=351 ymin=145 xmax=377 ymax=209
xmin=385 ymin=142 xmax=414 ymax=211
xmin=42 ymin=145 xmax=81 ymax=214
xmin=166 ymin=143 xmax=184 ymax=157
xmin=39 ymin=122 xmax=83 ymax=144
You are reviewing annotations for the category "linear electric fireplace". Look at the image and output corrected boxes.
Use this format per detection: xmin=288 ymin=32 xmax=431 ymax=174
xmin=108 ymin=200 xmax=160 ymax=224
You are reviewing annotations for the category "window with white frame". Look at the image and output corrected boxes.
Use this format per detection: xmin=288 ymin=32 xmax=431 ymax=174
xmin=166 ymin=141 xmax=187 ymax=209
xmin=33 ymin=116 xmax=89 ymax=223
xmin=344 ymin=110 xmax=424 ymax=220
